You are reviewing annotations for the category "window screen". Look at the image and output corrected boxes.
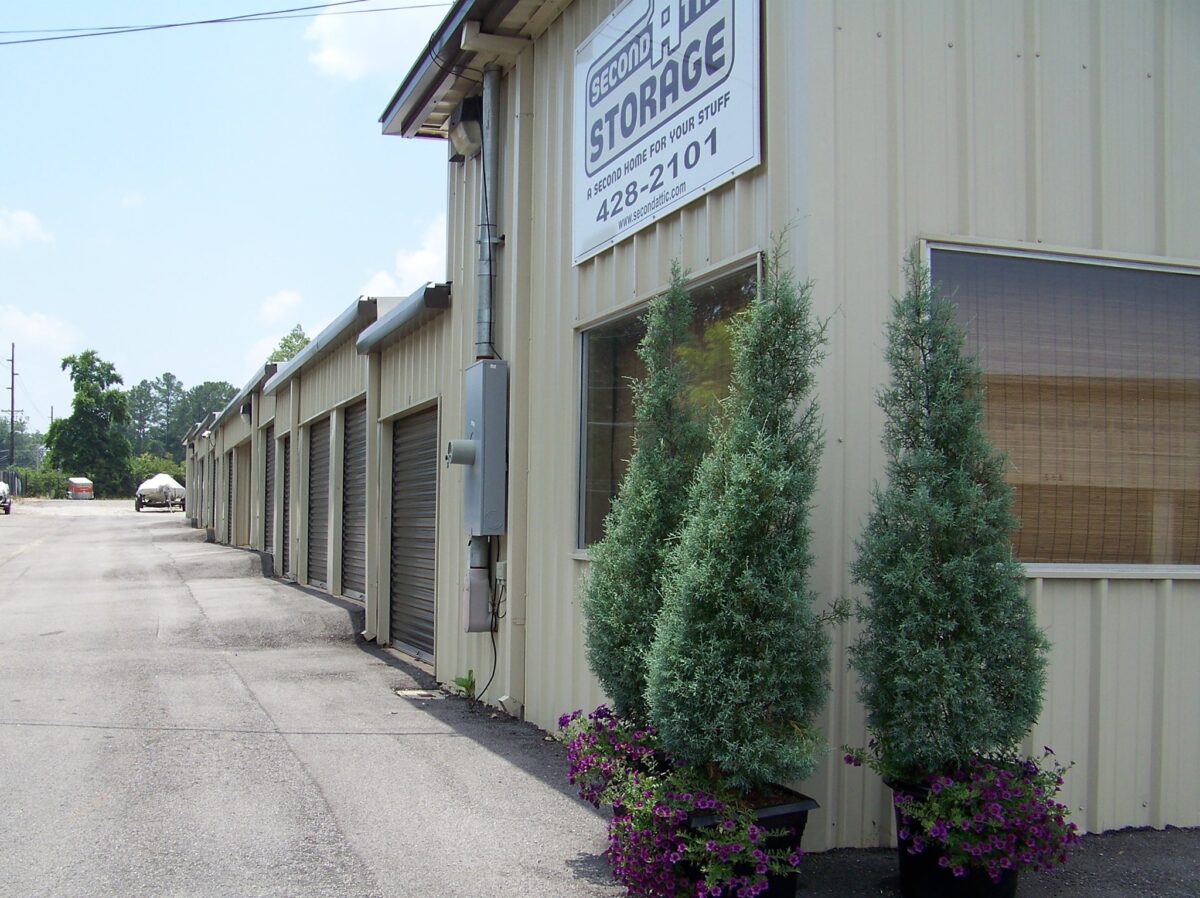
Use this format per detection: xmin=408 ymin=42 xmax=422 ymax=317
xmin=932 ymin=248 xmax=1200 ymax=565
xmin=579 ymin=267 xmax=754 ymax=546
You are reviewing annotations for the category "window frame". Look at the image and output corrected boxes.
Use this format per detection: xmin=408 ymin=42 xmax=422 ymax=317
xmin=574 ymin=252 xmax=763 ymax=553
xmin=923 ymin=236 xmax=1200 ymax=578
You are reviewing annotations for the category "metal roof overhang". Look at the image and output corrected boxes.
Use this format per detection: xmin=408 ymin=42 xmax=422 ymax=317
xmin=198 ymin=411 xmax=219 ymax=441
xmin=211 ymin=362 xmax=278 ymax=432
xmin=263 ymin=298 xmax=378 ymax=397
xmin=379 ymin=0 xmax=540 ymax=139
xmin=356 ymin=282 xmax=452 ymax=355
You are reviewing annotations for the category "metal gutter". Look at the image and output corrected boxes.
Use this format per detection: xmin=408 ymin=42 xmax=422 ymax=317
xmin=379 ymin=0 xmax=521 ymax=138
xmin=263 ymin=298 xmax=378 ymax=396
xmin=356 ymin=283 xmax=452 ymax=355
xmin=211 ymin=362 xmax=278 ymax=431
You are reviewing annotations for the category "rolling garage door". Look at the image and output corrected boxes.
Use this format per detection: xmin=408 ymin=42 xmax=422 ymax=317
xmin=341 ymin=401 xmax=367 ymax=597
xmin=307 ymin=417 xmax=331 ymax=588
xmin=390 ymin=407 xmax=438 ymax=660
xmin=282 ymin=434 xmax=291 ymax=577
xmin=225 ymin=452 xmax=233 ymax=544
xmin=263 ymin=426 xmax=275 ymax=555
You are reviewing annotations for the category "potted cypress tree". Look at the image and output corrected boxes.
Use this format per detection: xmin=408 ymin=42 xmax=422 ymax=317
xmin=846 ymin=255 xmax=1077 ymax=897
xmin=580 ymin=262 xmax=708 ymax=722
xmin=564 ymin=245 xmax=840 ymax=898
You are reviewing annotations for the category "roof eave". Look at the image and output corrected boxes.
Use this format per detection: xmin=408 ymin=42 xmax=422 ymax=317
xmin=262 ymin=298 xmax=378 ymax=397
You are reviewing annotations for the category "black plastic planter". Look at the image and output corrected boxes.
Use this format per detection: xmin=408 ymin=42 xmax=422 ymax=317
xmin=690 ymin=791 xmax=819 ymax=898
xmin=888 ymin=782 xmax=1017 ymax=898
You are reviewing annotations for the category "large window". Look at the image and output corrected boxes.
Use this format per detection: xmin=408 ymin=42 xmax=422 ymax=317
xmin=932 ymin=246 xmax=1200 ymax=565
xmin=579 ymin=267 xmax=754 ymax=547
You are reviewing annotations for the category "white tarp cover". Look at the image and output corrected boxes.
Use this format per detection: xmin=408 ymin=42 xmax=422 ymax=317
xmin=0 ymin=481 xmax=9 ymax=497
xmin=136 ymin=473 xmax=184 ymax=497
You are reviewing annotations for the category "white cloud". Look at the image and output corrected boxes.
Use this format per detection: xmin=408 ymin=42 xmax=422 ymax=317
xmin=304 ymin=2 xmax=448 ymax=82
xmin=360 ymin=269 xmax=400 ymax=296
xmin=0 ymin=208 xmax=51 ymax=246
xmin=119 ymin=193 xmax=145 ymax=208
xmin=258 ymin=289 xmax=303 ymax=325
xmin=243 ymin=333 xmax=285 ymax=372
xmin=360 ymin=214 xmax=447 ymax=297
xmin=0 ymin=305 xmax=79 ymax=353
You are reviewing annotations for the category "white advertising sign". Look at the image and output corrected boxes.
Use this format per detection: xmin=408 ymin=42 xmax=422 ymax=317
xmin=572 ymin=0 xmax=761 ymax=265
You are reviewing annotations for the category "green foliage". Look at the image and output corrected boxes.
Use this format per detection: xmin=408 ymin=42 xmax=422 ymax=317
xmin=169 ymin=381 xmax=237 ymax=452
xmin=454 ymin=669 xmax=476 ymax=703
xmin=124 ymin=374 xmax=231 ymax=463
xmin=1 ymin=414 xmax=45 ymax=468
xmin=13 ymin=466 xmax=68 ymax=498
xmin=268 ymin=324 xmax=310 ymax=363
xmin=848 ymin=254 xmax=1049 ymax=781
xmin=581 ymin=263 xmax=708 ymax=721
xmin=44 ymin=351 xmax=133 ymax=498
xmin=130 ymin=452 xmax=185 ymax=488
xmin=125 ymin=372 xmax=186 ymax=458
xmin=646 ymin=241 xmax=831 ymax=791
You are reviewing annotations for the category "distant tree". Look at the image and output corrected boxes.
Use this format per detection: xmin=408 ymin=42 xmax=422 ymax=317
xmin=1 ymin=414 xmax=45 ymax=469
xmin=268 ymin=324 xmax=310 ymax=363
xmin=155 ymin=372 xmax=183 ymax=421
xmin=130 ymin=452 xmax=185 ymax=487
xmin=166 ymin=380 xmax=237 ymax=459
xmin=44 ymin=350 xmax=133 ymax=497
xmin=125 ymin=372 xmax=188 ymax=457
xmin=126 ymin=380 xmax=158 ymax=454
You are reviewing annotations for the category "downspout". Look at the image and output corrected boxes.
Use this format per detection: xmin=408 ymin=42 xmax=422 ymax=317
xmin=477 ymin=64 xmax=501 ymax=360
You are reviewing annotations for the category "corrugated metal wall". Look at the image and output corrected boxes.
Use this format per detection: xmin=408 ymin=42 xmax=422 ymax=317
xmin=417 ymin=0 xmax=1200 ymax=850
xmin=298 ymin=339 xmax=369 ymax=424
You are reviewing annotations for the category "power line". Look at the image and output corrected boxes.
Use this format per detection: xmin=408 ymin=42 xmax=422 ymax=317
xmin=0 ymin=1 xmax=450 ymax=47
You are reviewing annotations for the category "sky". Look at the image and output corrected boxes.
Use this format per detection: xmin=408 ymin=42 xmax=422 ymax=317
xmin=0 ymin=0 xmax=452 ymax=435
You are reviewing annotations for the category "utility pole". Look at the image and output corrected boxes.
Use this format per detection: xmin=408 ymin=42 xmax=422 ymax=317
xmin=5 ymin=344 xmax=14 ymax=469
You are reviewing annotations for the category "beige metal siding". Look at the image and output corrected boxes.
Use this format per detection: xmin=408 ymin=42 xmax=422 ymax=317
xmin=258 ymin=391 xmax=277 ymax=427
xmin=1026 ymin=574 xmax=1200 ymax=833
xmin=420 ymin=0 xmax=1200 ymax=851
xmin=298 ymin=338 xmax=369 ymax=424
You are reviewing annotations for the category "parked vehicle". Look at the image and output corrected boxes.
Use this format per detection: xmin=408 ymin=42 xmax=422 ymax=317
xmin=67 ymin=477 xmax=94 ymax=500
xmin=135 ymin=473 xmax=185 ymax=512
xmin=0 ymin=481 xmax=11 ymax=515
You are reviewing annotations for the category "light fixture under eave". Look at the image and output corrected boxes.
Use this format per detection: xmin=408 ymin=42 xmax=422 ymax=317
xmin=448 ymin=95 xmax=483 ymax=162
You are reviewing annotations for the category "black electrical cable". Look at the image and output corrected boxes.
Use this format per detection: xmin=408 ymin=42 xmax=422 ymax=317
xmin=0 ymin=1 xmax=451 ymax=46
xmin=427 ymin=45 xmax=483 ymax=85
xmin=477 ymin=579 xmax=506 ymax=702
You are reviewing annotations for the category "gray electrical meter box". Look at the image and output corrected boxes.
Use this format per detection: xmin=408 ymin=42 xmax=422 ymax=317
xmin=451 ymin=359 xmax=508 ymax=535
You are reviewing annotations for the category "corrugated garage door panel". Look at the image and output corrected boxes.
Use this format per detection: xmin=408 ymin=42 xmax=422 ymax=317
xmin=390 ymin=407 xmax=438 ymax=661
xmin=282 ymin=434 xmax=291 ymax=577
xmin=225 ymin=452 xmax=233 ymax=544
xmin=341 ymin=401 xmax=368 ymax=597
xmin=308 ymin=417 xmax=331 ymax=588
xmin=264 ymin=426 xmax=275 ymax=555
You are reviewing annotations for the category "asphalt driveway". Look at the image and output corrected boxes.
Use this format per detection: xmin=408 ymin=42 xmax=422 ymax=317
xmin=1 ymin=499 xmax=1194 ymax=898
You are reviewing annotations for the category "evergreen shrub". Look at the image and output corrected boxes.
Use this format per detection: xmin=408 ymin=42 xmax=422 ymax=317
xmin=646 ymin=242 xmax=832 ymax=791
xmin=581 ymin=263 xmax=708 ymax=721
xmin=848 ymin=255 xmax=1049 ymax=780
